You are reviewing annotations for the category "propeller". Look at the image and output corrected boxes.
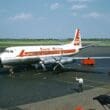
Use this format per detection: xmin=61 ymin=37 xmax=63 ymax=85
xmin=52 ymin=57 xmax=64 ymax=71
xmin=39 ymin=57 xmax=64 ymax=71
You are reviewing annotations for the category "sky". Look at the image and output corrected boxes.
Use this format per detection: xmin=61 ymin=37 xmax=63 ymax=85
xmin=0 ymin=0 xmax=110 ymax=39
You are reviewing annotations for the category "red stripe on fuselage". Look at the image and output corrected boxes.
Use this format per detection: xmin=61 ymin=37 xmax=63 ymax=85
xmin=17 ymin=49 xmax=76 ymax=57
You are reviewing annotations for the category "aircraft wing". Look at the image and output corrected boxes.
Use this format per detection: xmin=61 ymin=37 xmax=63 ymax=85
xmin=72 ymin=56 xmax=110 ymax=60
xmin=40 ymin=56 xmax=110 ymax=64
xmin=80 ymin=44 xmax=94 ymax=50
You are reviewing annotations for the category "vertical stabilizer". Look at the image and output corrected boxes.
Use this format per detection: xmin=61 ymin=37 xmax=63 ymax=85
xmin=71 ymin=28 xmax=82 ymax=48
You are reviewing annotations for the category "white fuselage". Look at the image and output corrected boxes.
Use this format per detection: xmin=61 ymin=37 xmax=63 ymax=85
xmin=0 ymin=44 xmax=79 ymax=65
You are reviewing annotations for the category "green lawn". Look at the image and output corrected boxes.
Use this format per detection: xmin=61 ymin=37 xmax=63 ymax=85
xmin=0 ymin=39 xmax=110 ymax=48
xmin=83 ymin=39 xmax=110 ymax=46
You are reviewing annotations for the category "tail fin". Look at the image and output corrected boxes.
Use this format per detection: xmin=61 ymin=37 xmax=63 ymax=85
xmin=71 ymin=28 xmax=82 ymax=48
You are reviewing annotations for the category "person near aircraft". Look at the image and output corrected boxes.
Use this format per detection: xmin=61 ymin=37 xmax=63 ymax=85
xmin=75 ymin=77 xmax=84 ymax=92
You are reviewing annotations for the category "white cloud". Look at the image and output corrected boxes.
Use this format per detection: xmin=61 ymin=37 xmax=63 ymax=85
xmin=50 ymin=3 xmax=60 ymax=10
xmin=85 ymin=12 xmax=102 ymax=18
xmin=9 ymin=13 xmax=33 ymax=21
xmin=67 ymin=0 xmax=91 ymax=3
xmin=71 ymin=4 xmax=87 ymax=10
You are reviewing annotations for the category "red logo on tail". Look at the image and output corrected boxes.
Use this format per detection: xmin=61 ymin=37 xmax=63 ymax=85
xmin=74 ymin=29 xmax=80 ymax=46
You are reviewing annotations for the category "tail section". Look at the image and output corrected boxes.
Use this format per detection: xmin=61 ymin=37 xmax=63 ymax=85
xmin=71 ymin=28 xmax=82 ymax=48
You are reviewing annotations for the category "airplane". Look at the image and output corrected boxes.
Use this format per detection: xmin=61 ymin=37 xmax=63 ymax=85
xmin=0 ymin=28 xmax=83 ymax=74
xmin=1 ymin=28 xmax=110 ymax=74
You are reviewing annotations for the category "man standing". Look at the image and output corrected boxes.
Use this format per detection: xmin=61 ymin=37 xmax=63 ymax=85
xmin=75 ymin=77 xmax=84 ymax=92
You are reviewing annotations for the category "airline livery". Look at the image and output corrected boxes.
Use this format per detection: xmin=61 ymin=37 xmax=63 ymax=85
xmin=0 ymin=29 xmax=82 ymax=73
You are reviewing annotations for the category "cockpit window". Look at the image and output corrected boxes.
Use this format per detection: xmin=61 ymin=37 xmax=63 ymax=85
xmin=4 ymin=49 xmax=13 ymax=53
xmin=4 ymin=50 xmax=9 ymax=53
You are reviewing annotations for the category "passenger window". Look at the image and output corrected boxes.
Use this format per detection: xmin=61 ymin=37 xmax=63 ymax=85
xmin=10 ymin=50 xmax=13 ymax=53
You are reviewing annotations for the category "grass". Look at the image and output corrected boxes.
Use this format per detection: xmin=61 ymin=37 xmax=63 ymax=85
xmin=83 ymin=39 xmax=110 ymax=46
xmin=0 ymin=39 xmax=68 ymax=48
xmin=0 ymin=38 xmax=110 ymax=48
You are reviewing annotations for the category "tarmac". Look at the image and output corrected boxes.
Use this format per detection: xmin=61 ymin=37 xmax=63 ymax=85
xmin=17 ymin=87 xmax=110 ymax=110
xmin=1 ymin=87 xmax=110 ymax=110
xmin=0 ymin=46 xmax=110 ymax=110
